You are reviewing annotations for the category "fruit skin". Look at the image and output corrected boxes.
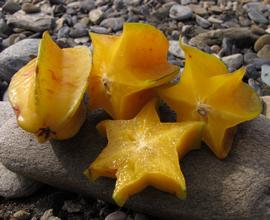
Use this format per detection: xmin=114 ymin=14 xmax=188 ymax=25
xmin=158 ymin=41 xmax=262 ymax=159
xmin=88 ymin=22 xmax=179 ymax=120
xmin=85 ymin=99 xmax=204 ymax=206
xmin=8 ymin=32 xmax=91 ymax=143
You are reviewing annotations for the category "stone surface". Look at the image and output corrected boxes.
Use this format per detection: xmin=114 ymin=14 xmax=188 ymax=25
xmin=254 ymin=34 xmax=270 ymax=52
xmin=262 ymin=96 xmax=270 ymax=119
xmin=0 ymin=38 xmax=40 ymax=82
xmin=189 ymin=27 xmax=259 ymax=51
xmin=2 ymin=0 xmax=20 ymax=14
xmin=169 ymin=40 xmax=185 ymax=58
xmin=21 ymin=3 xmax=41 ymax=14
xmin=247 ymin=8 xmax=268 ymax=25
xmin=100 ymin=17 xmax=125 ymax=32
xmin=105 ymin=211 xmax=127 ymax=220
xmin=169 ymin=5 xmax=193 ymax=21
xmin=195 ymin=15 xmax=211 ymax=29
xmin=0 ymin=107 xmax=269 ymax=220
xmin=0 ymin=101 xmax=41 ymax=199
xmin=7 ymin=10 xmax=54 ymax=32
xmin=261 ymin=65 xmax=270 ymax=87
xmin=221 ymin=53 xmax=243 ymax=69
xmin=258 ymin=45 xmax=270 ymax=59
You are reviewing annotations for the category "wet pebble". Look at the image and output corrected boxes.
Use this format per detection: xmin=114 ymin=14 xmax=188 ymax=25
xmin=90 ymin=25 xmax=111 ymax=34
xmin=89 ymin=8 xmax=103 ymax=24
xmin=246 ymin=64 xmax=259 ymax=79
xmin=244 ymin=52 xmax=258 ymax=64
xmin=2 ymin=0 xmax=20 ymax=14
xmin=247 ymin=8 xmax=268 ymax=25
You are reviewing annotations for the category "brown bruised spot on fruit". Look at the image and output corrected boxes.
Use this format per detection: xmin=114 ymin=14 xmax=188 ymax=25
xmin=102 ymin=77 xmax=112 ymax=96
xmin=37 ymin=127 xmax=56 ymax=140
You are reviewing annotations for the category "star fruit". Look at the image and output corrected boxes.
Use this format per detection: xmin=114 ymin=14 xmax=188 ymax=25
xmin=8 ymin=32 xmax=92 ymax=143
xmin=85 ymin=99 xmax=204 ymax=206
xmin=158 ymin=41 xmax=262 ymax=159
xmin=88 ymin=23 xmax=179 ymax=120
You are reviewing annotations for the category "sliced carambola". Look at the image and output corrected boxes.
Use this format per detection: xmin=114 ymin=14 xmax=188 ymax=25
xmin=8 ymin=32 xmax=92 ymax=143
xmin=85 ymin=99 xmax=204 ymax=206
xmin=158 ymin=41 xmax=262 ymax=159
xmin=88 ymin=22 xmax=179 ymax=120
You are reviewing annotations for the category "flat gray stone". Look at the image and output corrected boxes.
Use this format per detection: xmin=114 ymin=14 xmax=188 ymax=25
xmin=0 ymin=109 xmax=269 ymax=219
xmin=7 ymin=10 xmax=54 ymax=32
xmin=0 ymin=101 xmax=41 ymax=198
xmin=0 ymin=38 xmax=40 ymax=82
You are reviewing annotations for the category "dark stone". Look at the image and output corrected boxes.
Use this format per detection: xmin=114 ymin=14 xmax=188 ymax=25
xmin=0 ymin=38 xmax=40 ymax=82
xmin=2 ymin=0 xmax=20 ymax=14
xmin=0 ymin=108 xmax=269 ymax=220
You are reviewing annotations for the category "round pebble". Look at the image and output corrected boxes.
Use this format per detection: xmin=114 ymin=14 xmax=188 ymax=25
xmin=105 ymin=211 xmax=127 ymax=220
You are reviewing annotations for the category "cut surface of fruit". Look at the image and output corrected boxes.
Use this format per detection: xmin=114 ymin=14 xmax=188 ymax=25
xmin=8 ymin=32 xmax=92 ymax=142
xmin=88 ymin=22 xmax=179 ymax=119
xmin=158 ymin=41 xmax=262 ymax=159
xmin=85 ymin=99 xmax=204 ymax=206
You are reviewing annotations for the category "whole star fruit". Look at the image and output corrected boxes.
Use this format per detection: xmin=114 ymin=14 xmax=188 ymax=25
xmin=8 ymin=32 xmax=92 ymax=143
xmin=88 ymin=22 xmax=179 ymax=120
xmin=84 ymin=99 xmax=205 ymax=206
xmin=158 ymin=41 xmax=262 ymax=159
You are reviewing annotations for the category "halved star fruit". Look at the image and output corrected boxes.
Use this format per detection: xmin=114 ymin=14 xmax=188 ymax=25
xmin=158 ymin=41 xmax=262 ymax=159
xmin=8 ymin=32 xmax=92 ymax=143
xmin=85 ymin=99 xmax=204 ymax=206
xmin=88 ymin=22 xmax=179 ymax=119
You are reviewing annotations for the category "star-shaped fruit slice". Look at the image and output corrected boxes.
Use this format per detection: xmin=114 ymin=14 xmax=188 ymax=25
xmin=8 ymin=32 xmax=92 ymax=142
xmin=158 ymin=41 xmax=262 ymax=159
xmin=88 ymin=23 xmax=179 ymax=120
xmin=85 ymin=99 xmax=204 ymax=206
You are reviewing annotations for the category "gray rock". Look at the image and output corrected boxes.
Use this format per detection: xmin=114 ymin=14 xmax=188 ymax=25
xmin=89 ymin=8 xmax=103 ymax=24
xmin=0 ymin=38 xmax=40 ymax=82
xmin=80 ymin=0 xmax=95 ymax=13
xmin=169 ymin=5 xmax=193 ymax=21
xmin=0 ymin=107 xmax=270 ymax=219
xmin=90 ymin=26 xmax=110 ymax=34
xmin=261 ymin=65 xmax=270 ymax=87
xmin=100 ymin=17 xmax=125 ymax=32
xmin=7 ymin=10 xmax=54 ymax=32
xmin=2 ymin=0 xmax=20 ymax=14
xmin=247 ymin=8 xmax=268 ymax=25
xmin=254 ymin=34 xmax=270 ymax=52
xmin=258 ymin=45 xmax=270 ymax=59
xmin=195 ymin=15 xmax=211 ymax=29
xmin=22 ymin=3 xmax=41 ymax=14
xmin=0 ymin=102 xmax=41 ymax=199
xmin=181 ymin=0 xmax=193 ymax=5
xmin=105 ymin=211 xmax=127 ymax=220
xmin=246 ymin=64 xmax=259 ymax=79
xmin=57 ymin=26 xmax=70 ymax=39
xmin=40 ymin=209 xmax=61 ymax=220
xmin=169 ymin=41 xmax=185 ymax=59
xmin=0 ymin=19 xmax=12 ymax=36
xmin=189 ymin=27 xmax=259 ymax=51
xmin=221 ymin=53 xmax=243 ymax=69
xmin=62 ymin=200 xmax=82 ymax=213
xmin=69 ymin=23 xmax=88 ymax=38
xmin=248 ymin=78 xmax=262 ymax=95
xmin=13 ymin=210 xmax=31 ymax=220
xmin=244 ymin=52 xmax=258 ymax=64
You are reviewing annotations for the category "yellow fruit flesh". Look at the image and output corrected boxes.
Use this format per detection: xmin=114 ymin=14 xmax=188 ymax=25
xmin=86 ymin=99 xmax=204 ymax=206
xmin=158 ymin=42 xmax=262 ymax=159
xmin=88 ymin=23 xmax=179 ymax=119
xmin=8 ymin=32 xmax=92 ymax=142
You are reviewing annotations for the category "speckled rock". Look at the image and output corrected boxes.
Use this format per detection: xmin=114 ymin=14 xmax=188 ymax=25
xmin=0 ymin=106 xmax=269 ymax=220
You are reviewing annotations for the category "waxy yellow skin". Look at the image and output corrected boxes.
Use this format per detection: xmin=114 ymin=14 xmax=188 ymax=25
xmin=88 ymin=23 xmax=179 ymax=120
xmin=8 ymin=32 xmax=92 ymax=143
xmin=158 ymin=42 xmax=262 ymax=159
xmin=85 ymin=99 xmax=204 ymax=206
